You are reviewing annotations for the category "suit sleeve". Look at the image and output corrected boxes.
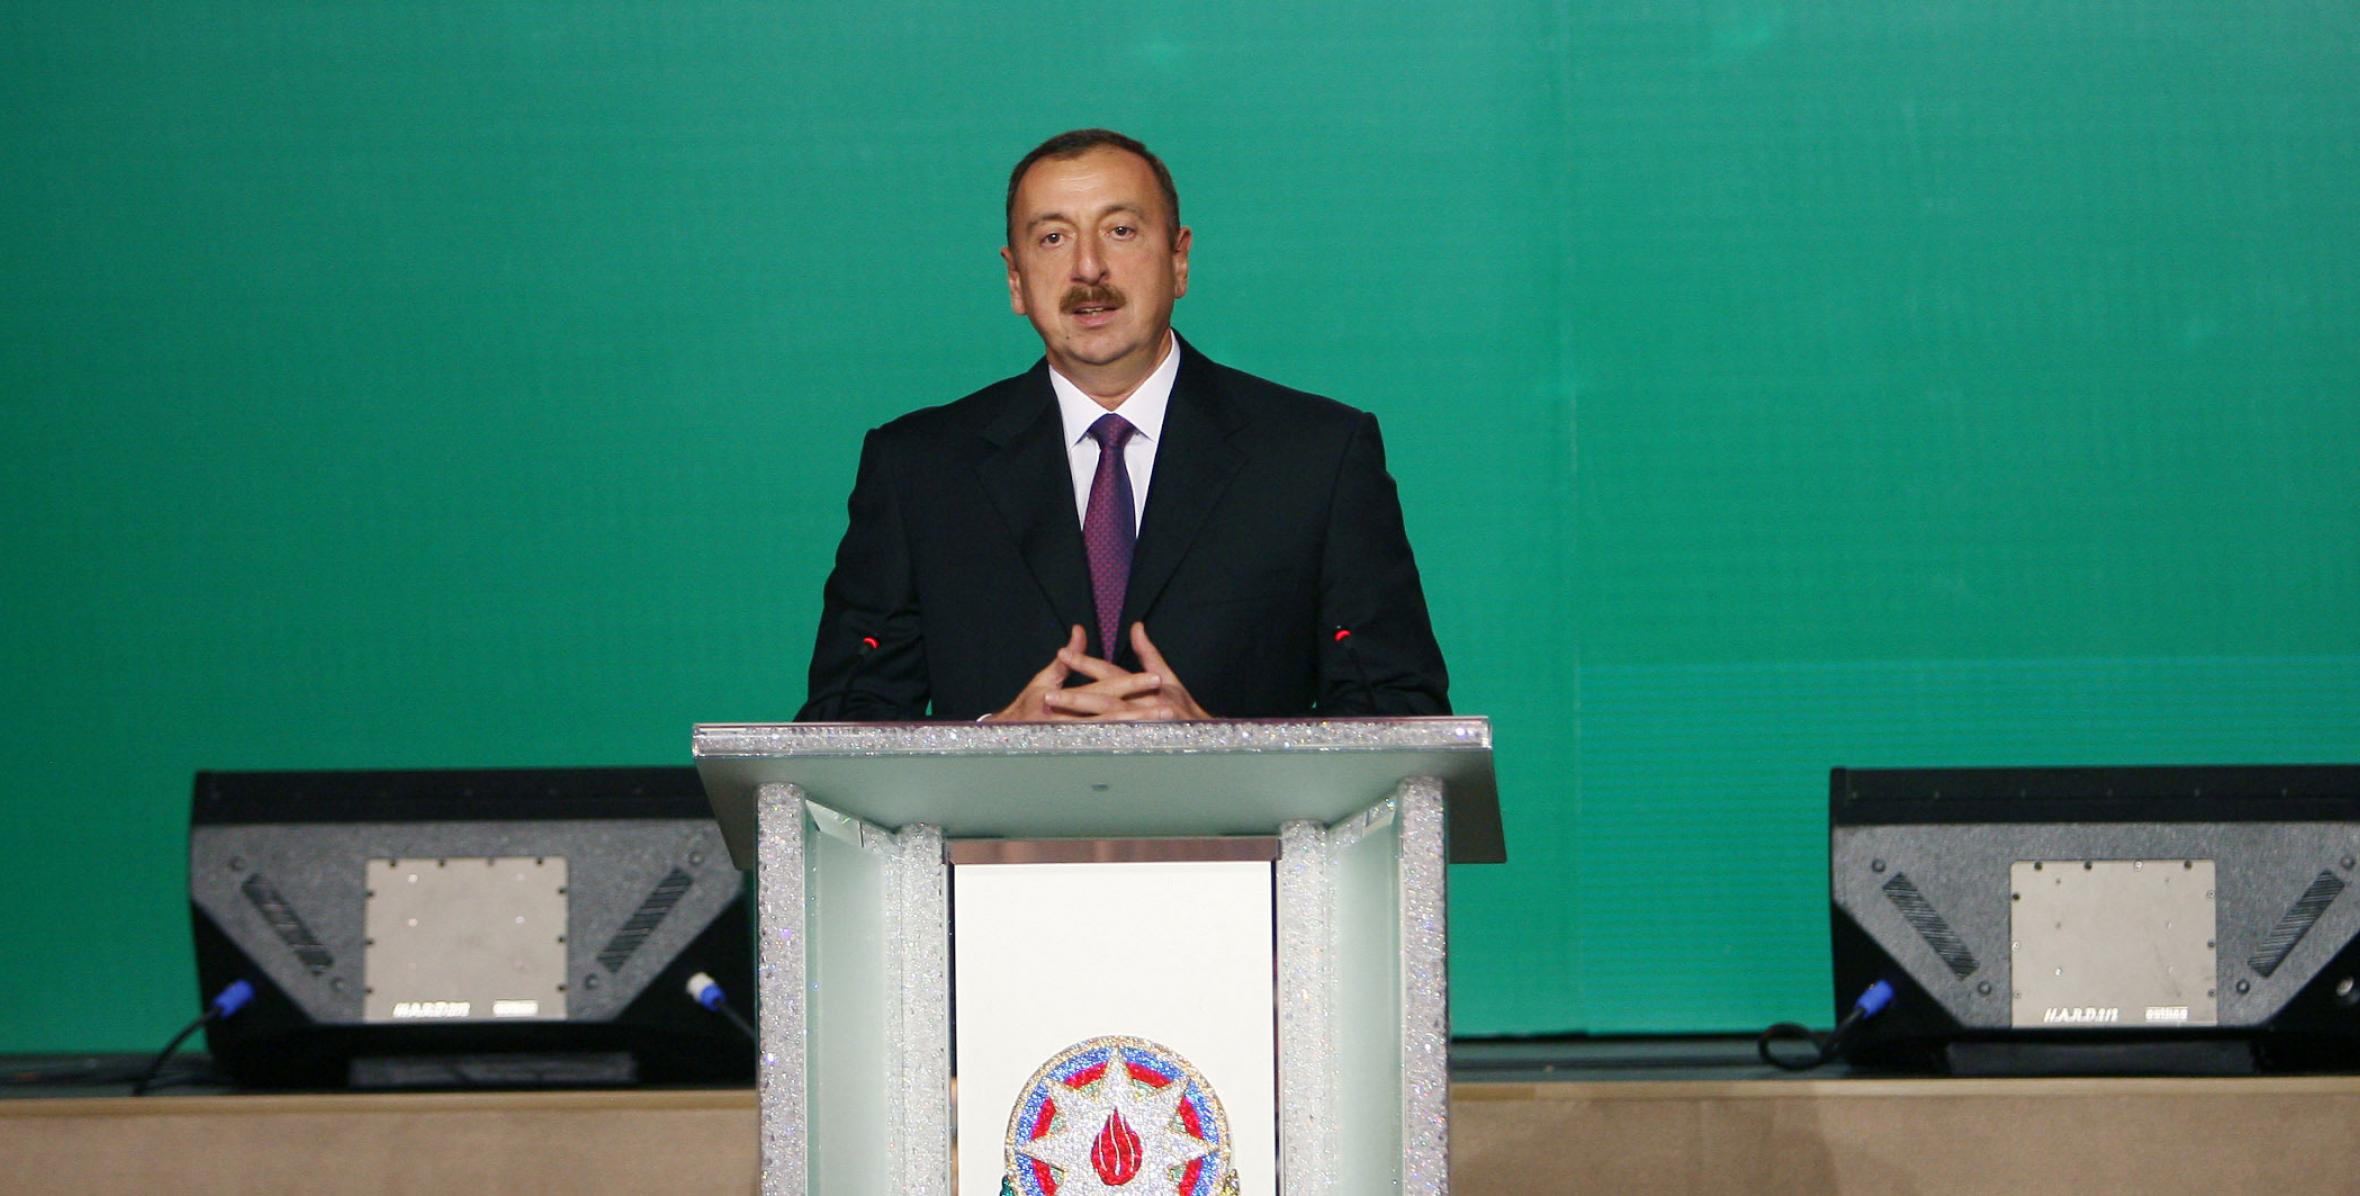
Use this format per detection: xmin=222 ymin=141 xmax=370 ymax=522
xmin=796 ymin=427 xmax=932 ymax=720
xmin=1315 ymin=412 xmax=1451 ymax=715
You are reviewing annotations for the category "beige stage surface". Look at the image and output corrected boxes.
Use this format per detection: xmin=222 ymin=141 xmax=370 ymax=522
xmin=6 ymin=1076 xmax=2358 ymax=1194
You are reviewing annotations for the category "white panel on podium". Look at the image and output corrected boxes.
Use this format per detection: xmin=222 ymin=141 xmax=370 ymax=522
xmin=955 ymin=861 xmax=1277 ymax=1196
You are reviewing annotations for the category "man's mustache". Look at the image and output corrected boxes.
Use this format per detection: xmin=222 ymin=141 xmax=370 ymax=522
xmin=1061 ymin=285 xmax=1126 ymax=313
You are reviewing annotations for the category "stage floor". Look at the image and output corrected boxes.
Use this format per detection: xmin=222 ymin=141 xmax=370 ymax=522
xmin=7 ymin=1044 xmax=2357 ymax=1194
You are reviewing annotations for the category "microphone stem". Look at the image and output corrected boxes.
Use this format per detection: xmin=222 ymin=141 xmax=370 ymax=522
xmin=1334 ymin=628 xmax=1378 ymax=712
xmin=829 ymin=636 xmax=879 ymax=721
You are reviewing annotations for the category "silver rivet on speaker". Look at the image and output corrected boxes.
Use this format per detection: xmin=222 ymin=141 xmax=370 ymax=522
xmin=1870 ymin=859 xmax=1885 ymax=873
xmin=227 ymin=857 xmax=246 ymax=872
xmin=690 ymin=851 xmax=705 ymax=867
xmin=2335 ymin=977 xmax=2355 ymax=999
xmin=2344 ymin=857 xmax=2356 ymax=871
xmin=584 ymin=974 xmax=600 ymax=990
xmin=1976 ymin=981 xmax=1992 ymax=995
xmin=2235 ymin=979 xmax=2251 ymax=994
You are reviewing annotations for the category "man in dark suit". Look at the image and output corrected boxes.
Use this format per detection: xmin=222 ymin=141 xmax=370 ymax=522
xmin=799 ymin=129 xmax=1448 ymax=721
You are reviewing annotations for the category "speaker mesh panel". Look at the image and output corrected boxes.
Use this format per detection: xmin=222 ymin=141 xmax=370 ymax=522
xmin=2249 ymin=870 xmax=2347 ymax=978
xmin=1882 ymin=872 xmax=1980 ymax=978
xmin=240 ymin=872 xmax=336 ymax=975
xmin=597 ymin=866 xmax=695 ymax=973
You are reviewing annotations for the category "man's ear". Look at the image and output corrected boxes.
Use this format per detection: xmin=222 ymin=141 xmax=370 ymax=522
xmin=1170 ymin=226 xmax=1192 ymax=299
xmin=1000 ymin=244 xmax=1027 ymax=315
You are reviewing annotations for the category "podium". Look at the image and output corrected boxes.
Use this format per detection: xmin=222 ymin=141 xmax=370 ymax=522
xmin=695 ymin=718 xmax=1501 ymax=1196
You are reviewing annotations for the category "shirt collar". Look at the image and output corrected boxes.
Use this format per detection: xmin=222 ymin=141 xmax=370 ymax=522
xmin=1049 ymin=333 xmax=1181 ymax=447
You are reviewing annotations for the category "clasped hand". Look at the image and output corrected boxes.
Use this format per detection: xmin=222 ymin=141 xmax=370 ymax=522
xmin=991 ymin=623 xmax=1212 ymax=722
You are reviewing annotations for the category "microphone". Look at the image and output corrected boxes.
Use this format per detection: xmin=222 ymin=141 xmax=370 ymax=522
xmin=1330 ymin=626 xmax=1379 ymax=714
xmin=814 ymin=631 xmax=881 ymax=722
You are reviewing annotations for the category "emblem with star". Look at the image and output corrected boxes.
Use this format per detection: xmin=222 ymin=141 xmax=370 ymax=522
xmin=1004 ymin=1037 xmax=1235 ymax=1196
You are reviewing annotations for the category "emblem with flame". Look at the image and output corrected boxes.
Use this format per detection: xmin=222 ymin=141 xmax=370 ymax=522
xmin=1002 ymin=1036 xmax=1237 ymax=1196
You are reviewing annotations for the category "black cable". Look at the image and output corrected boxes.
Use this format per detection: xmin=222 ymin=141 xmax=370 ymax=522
xmin=131 ymin=1019 xmax=212 ymax=1095
xmin=716 ymin=1002 xmax=758 ymax=1045
xmin=1757 ymin=979 xmax=1895 ymax=1072
xmin=132 ymin=980 xmax=253 ymax=1096
xmin=1757 ymin=1021 xmax=1836 ymax=1071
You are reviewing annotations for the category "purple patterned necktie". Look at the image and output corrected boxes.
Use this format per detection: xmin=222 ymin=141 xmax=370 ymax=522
xmin=1082 ymin=413 xmax=1138 ymax=659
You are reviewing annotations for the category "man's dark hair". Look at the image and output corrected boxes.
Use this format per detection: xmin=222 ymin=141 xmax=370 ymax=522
xmin=1005 ymin=128 xmax=1181 ymax=247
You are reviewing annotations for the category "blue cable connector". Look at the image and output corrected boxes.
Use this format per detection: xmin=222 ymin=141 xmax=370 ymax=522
xmin=211 ymin=979 xmax=255 ymax=1019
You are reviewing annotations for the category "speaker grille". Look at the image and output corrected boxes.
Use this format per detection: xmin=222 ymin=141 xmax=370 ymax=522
xmin=240 ymin=872 xmax=335 ymax=975
xmin=2248 ymin=870 xmax=2347 ymax=978
xmin=1883 ymin=872 xmax=1979 ymax=978
xmin=596 ymin=867 xmax=694 ymax=974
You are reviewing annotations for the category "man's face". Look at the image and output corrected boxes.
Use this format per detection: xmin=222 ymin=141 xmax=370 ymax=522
xmin=1001 ymin=146 xmax=1191 ymax=389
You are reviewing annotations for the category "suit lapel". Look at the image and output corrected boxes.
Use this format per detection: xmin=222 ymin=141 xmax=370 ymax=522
xmin=974 ymin=364 xmax=1097 ymax=643
xmin=1120 ymin=340 xmax=1247 ymax=646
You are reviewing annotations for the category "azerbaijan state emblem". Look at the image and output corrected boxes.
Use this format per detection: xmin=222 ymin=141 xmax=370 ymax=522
xmin=1003 ymin=1036 xmax=1237 ymax=1196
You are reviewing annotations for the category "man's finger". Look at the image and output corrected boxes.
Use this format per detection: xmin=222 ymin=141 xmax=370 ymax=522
xmin=1128 ymin=622 xmax=1212 ymax=719
xmin=1130 ymin=622 xmax=1177 ymax=678
xmin=1025 ymin=626 xmax=1090 ymax=689
xmin=1044 ymin=688 xmax=1136 ymax=716
xmin=1029 ymin=654 xmax=1071 ymax=688
xmin=1091 ymin=699 xmax=1177 ymax=722
xmin=1059 ymin=648 xmax=1133 ymax=683
xmin=1065 ymin=671 xmax=1163 ymax=700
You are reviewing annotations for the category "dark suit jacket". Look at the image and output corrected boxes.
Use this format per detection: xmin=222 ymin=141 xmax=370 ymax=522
xmin=797 ymin=336 xmax=1449 ymax=720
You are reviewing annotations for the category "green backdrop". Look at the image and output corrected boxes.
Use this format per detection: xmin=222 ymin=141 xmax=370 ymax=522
xmin=3 ymin=2 xmax=2354 ymax=1051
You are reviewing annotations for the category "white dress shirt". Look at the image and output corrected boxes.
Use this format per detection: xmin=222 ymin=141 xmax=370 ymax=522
xmin=1047 ymin=335 xmax=1180 ymax=534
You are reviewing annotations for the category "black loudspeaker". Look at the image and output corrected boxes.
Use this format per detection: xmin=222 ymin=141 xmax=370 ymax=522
xmin=190 ymin=767 xmax=753 ymax=1088
xmin=1830 ymin=765 xmax=2360 ymax=1075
